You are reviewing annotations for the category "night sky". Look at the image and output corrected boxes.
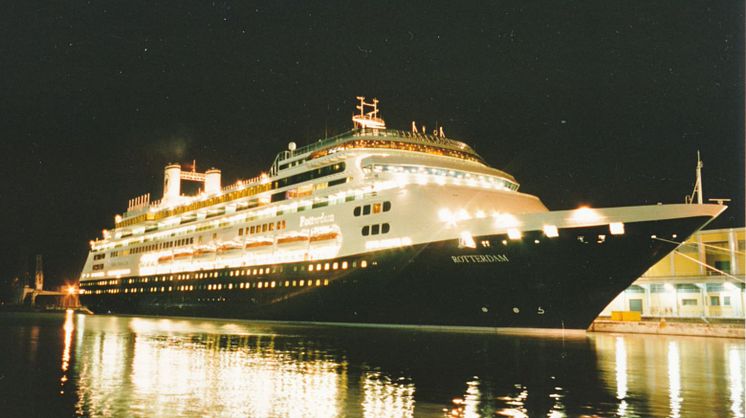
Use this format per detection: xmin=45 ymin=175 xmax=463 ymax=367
xmin=1 ymin=1 xmax=743 ymax=288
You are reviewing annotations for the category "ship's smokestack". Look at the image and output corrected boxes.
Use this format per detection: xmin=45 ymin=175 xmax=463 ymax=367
xmin=205 ymin=168 xmax=221 ymax=195
xmin=163 ymin=163 xmax=182 ymax=203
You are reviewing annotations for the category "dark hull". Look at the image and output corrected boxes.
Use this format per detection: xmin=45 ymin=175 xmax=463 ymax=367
xmin=81 ymin=216 xmax=709 ymax=329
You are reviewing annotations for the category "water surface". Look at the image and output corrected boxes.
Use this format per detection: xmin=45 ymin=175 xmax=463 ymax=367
xmin=0 ymin=312 xmax=742 ymax=417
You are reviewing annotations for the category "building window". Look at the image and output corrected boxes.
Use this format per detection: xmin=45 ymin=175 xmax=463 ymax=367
xmin=710 ymin=296 xmax=720 ymax=306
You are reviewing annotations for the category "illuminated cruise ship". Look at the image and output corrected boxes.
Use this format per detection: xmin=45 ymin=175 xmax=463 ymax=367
xmin=78 ymin=97 xmax=725 ymax=329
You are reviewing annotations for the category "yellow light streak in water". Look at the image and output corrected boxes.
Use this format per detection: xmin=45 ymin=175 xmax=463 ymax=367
xmin=728 ymin=346 xmax=744 ymax=418
xmin=615 ymin=336 xmax=629 ymax=417
xmin=667 ymin=341 xmax=682 ymax=418
xmin=361 ymin=370 xmax=415 ymax=418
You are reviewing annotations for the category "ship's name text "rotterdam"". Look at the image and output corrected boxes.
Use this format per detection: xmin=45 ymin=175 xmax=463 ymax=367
xmin=451 ymin=254 xmax=509 ymax=264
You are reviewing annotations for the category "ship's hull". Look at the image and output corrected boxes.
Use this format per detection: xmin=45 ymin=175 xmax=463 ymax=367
xmin=80 ymin=214 xmax=709 ymax=329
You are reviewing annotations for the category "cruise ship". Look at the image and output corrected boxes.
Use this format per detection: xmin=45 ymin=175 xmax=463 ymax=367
xmin=78 ymin=97 xmax=725 ymax=329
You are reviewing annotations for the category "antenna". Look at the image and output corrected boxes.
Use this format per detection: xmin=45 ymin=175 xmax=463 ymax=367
xmin=685 ymin=151 xmax=704 ymax=204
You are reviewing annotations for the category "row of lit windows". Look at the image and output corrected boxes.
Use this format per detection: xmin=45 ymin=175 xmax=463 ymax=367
xmin=353 ymin=201 xmax=392 ymax=217
xmin=84 ymin=278 xmax=333 ymax=295
xmin=239 ymin=220 xmax=287 ymax=236
xmin=130 ymin=237 xmax=195 ymax=255
xmin=82 ymin=260 xmax=371 ymax=288
xmin=93 ymin=253 xmax=106 ymax=260
xmin=362 ymin=224 xmax=390 ymax=236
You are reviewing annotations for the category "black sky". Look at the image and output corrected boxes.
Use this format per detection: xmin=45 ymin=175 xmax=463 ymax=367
xmin=0 ymin=1 xmax=743 ymax=287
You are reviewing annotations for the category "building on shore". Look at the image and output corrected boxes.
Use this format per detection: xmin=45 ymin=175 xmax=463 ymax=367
xmin=600 ymin=227 xmax=745 ymax=320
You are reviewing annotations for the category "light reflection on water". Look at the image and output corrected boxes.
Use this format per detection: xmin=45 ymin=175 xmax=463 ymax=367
xmin=0 ymin=313 xmax=743 ymax=417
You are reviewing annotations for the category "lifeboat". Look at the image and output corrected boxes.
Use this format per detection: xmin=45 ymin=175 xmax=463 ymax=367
xmin=277 ymin=234 xmax=310 ymax=245
xmin=217 ymin=241 xmax=243 ymax=253
xmin=173 ymin=249 xmax=193 ymax=260
xmin=193 ymin=245 xmax=217 ymax=258
xmin=310 ymin=231 xmax=339 ymax=242
xmin=245 ymin=239 xmax=274 ymax=250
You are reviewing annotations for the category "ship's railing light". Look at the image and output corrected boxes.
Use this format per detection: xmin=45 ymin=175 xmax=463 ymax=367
xmin=507 ymin=228 xmax=522 ymax=240
xmin=609 ymin=222 xmax=625 ymax=235
xmin=438 ymin=208 xmax=454 ymax=223
xmin=571 ymin=207 xmax=601 ymax=223
xmin=459 ymin=231 xmax=477 ymax=249
xmin=494 ymin=213 xmax=519 ymax=229
xmin=543 ymin=225 xmax=559 ymax=238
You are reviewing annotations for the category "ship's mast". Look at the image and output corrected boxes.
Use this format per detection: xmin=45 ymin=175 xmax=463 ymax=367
xmin=352 ymin=96 xmax=386 ymax=129
xmin=686 ymin=151 xmax=704 ymax=205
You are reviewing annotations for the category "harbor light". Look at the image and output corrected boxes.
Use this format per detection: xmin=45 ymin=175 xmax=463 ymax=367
xmin=543 ymin=225 xmax=559 ymax=238
xmin=609 ymin=222 xmax=625 ymax=235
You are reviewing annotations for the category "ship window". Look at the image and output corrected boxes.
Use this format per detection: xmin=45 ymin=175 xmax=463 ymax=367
xmin=354 ymin=206 xmax=361 ymax=217
xmin=239 ymin=228 xmax=244 ymax=236
xmin=342 ymin=261 xmax=348 ymax=269
xmin=269 ymin=223 xmax=274 ymax=231
xmin=371 ymin=224 xmax=380 ymax=235
xmin=373 ymin=203 xmax=381 ymax=214
xmin=300 ymin=280 xmax=305 ymax=286
xmin=324 ymin=279 xmax=329 ymax=286
xmin=262 ymin=224 xmax=268 ymax=232
xmin=363 ymin=205 xmax=371 ymax=215
xmin=382 ymin=223 xmax=390 ymax=234
xmin=361 ymin=260 xmax=368 ymax=268
xmin=383 ymin=201 xmax=391 ymax=212
xmin=362 ymin=226 xmax=370 ymax=236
